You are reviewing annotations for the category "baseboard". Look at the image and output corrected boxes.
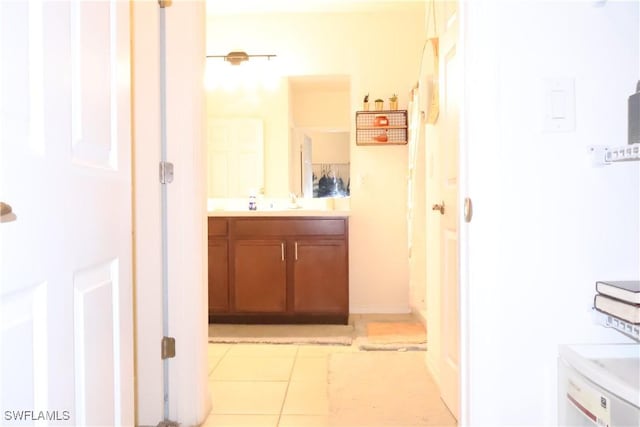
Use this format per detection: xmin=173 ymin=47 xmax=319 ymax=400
xmin=349 ymin=306 xmax=411 ymax=314
xmin=425 ymin=352 xmax=441 ymax=388
xmin=410 ymin=307 xmax=427 ymax=329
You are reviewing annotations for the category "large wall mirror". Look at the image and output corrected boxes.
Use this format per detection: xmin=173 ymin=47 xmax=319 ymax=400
xmin=205 ymin=74 xmax=349 ymax=199
xmin=289 ymin=75 xmax=350 ymax=198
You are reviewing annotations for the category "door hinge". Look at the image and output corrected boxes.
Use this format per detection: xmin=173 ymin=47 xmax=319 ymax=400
xmin=161 ymin=336 xmax=176 ymax=359
xmin=159 ymin=161 xmax=174 ymax=184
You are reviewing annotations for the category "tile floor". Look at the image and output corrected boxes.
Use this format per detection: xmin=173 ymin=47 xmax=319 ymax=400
xmin=203 ymin=343 xmax=353 ymax=426
xmin=201 ymin=341 xmax=454 ymax=427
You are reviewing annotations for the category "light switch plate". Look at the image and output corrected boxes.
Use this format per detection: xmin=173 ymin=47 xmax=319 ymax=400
xmin=543 ymin=78 xmax=576 ymax=132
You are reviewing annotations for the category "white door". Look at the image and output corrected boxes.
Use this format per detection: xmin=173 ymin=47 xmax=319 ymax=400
xmin=437 ymin=2 xmax=460 ymax=420
xmin=301 ymin=134 xmax=313 ymax=198
xmin=208 ymin=118 xmax=264 ymax=197
xmin=0 ymin=2 xmax=133 ymax=426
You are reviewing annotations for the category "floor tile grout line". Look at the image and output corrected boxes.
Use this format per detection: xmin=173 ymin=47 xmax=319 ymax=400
xmin=207 ymin=344 xmax=232 ymax=377
xmin=207 ymin=379 xmax=291 ymax=419
xmin=276 ymin=345 xmax=299 ymax=426
xmin=209 ymin=344 xmax=299 ymax=383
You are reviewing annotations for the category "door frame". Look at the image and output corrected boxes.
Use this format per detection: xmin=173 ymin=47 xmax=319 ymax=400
xmin=458 ymin=2 xmax=471 ymax=425
xmin=457 ymin=0 xmax=472 ymax=425
xmin=132 ymin=2 xmax=210 ymax=426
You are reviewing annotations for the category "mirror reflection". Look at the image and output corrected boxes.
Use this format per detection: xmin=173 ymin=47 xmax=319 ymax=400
xmin=295 ymin=130 xmax=350 ymax=198
xmin=205 ymin=74 xmax=350 ymax=199
xmin=289 ymin=75 xmax=350 ymax=198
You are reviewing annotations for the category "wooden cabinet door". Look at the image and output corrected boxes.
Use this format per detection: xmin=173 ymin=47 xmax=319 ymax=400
xmin=293 ymin=240 xmax=348 ymax=313
xmin=234 ymin=240 xmax=287 ymax=313
xmin=208 ymin=239 xmax=229 ymax=313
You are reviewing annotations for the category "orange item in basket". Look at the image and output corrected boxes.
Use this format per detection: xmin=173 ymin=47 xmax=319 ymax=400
xmin=373 ymin=115 xmax=389 ymax=127
xmin=373 ymin=133 xmax=388 ymax=142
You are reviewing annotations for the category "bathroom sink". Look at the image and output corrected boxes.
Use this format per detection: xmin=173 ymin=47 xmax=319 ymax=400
xmin=207 ymin=197 xmax=350 ymax=216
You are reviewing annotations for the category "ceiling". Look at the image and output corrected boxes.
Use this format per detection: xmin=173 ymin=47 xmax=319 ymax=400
xmin=206 ymin=0 xmax=412 ymax=16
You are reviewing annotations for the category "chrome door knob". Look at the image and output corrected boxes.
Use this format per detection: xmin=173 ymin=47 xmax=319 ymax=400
xmin=432 ymin=202 xmax=445 ymax=215
xmin=0 ymin=202 xmax=16 ymax=223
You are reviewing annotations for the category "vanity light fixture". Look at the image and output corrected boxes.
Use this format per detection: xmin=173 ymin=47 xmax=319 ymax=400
xmin=207 ymin=51 xmax=277 ymax=66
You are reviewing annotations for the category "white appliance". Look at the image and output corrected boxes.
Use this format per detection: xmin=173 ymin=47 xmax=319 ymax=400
xmin=558 ymin=344 xmax=640 ymax=427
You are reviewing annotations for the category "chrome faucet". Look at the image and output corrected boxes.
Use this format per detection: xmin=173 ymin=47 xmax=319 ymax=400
xmin=289 ymin=192 xmax=298 ymax=205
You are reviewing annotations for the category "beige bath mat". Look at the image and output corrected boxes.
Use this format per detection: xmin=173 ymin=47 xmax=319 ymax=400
xmin=208 ymin=323 xmax=353 ymax=345
xmin=366 ymin=321 xmax=427 ymax=344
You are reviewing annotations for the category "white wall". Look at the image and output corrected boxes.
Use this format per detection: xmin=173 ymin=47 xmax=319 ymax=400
xmin=291 ymin=82 xmax=351 ymax=130
xmin=133 ymin=1 xmax=209 ymax=426
xmin=207 ymin=5 xmax=425 ymax=313
xmin=463 ymin=1 xmax=639 ymax=425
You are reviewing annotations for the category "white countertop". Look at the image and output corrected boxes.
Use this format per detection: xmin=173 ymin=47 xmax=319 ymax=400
xmin=208 ymin=209 xmax=350 ymax=217
xmin=207 ymin=197 xmax=351 ymax=217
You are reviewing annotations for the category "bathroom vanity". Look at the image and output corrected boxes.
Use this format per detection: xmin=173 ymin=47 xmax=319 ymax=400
xmin=208 ymin=212 xmax=349 ymax=324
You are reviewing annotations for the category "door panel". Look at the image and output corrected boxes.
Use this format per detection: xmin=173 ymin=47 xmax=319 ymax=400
xmin=439 ymin=1 xmax=460 ymax=420
xmin=208 ymin=118 xmax=264 ymax=197
xmin=0 ymin=1 xmax=133 ymax=425
xmin=293 ymin=240 xmax=348 ymax=313
xmin=70 ymin=0 xmax=115 ymax=168
xmin=442 ymin=228 xmax=460 ymax=373
xmin=209 ymin=151 xmax=230 ymax=198
xmin=234 ymin=240 xmax=287 ymax=313
xmin=209 ymin=239 xmax=229 ymax=313
xmin=73 ymin=260 xmax=119 ymax=426
xmin=0 ymin=283 xmax=48 ymax=417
